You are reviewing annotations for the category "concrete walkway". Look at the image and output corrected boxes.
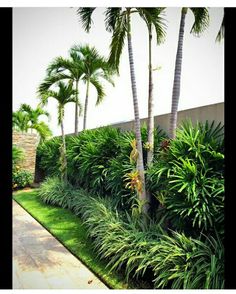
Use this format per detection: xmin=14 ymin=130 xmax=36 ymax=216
xmin=13 ymin=200 xmax=108 ymax=289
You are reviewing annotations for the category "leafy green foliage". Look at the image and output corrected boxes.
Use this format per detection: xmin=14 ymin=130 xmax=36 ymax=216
xmin=147 ymin=120 xmax=224 ymax=233
xmin=39 ymin=178 xmax=224 ymax=289
xmin=38 ymin=177 xmax=76 ymax=208
xmin=12 ymin=170 xmax=33 ymax=189
xmin=67 ymin=127 xmax=121 ymax=194
xmin=36 ymin=137 xmax=62 ymax=177
xmin=12 ymin=145 xmax=24 ymax=167
xmin=36 ymin=125 xmax=166 ymax=209
xmin=13 ymin=104 xmax=52 ymax=141
xmin=137 ymin=231 xmax=224 ymax=289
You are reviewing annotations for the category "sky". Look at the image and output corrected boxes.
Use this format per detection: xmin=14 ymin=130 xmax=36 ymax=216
xmin=13 ymin=7 xmax=224 ymax=136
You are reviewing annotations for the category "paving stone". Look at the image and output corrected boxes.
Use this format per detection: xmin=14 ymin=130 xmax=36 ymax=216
xmin=13 ymin=200 xmax=108 ymax=289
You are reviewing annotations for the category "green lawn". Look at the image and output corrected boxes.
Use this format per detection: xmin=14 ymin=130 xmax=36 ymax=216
xmin=13 ymin=189 xmax=131 ymax=289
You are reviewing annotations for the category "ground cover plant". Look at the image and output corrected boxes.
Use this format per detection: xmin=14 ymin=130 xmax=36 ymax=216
xmin=34 ymin=120 xmax=224 ymax=289
xmin=37 ymin=176 xmax=224 ymax=289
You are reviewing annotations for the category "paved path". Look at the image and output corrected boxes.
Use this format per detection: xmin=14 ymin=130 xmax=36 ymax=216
xmin=13 ymin=200 xmax=108 ymax=289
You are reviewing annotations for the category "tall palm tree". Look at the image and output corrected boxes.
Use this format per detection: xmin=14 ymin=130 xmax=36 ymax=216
xmin=13 ymin=104 xmax=52 ymax=141
xmin=71 ymin=44 xmax=115 ymax=130
xmin=77 ymin=8 xmax=165 ymax=215
xmin=40 ymin=52 xmax=84 ymax=135
xmin=138 ymin=8 xmax=166 ymax=166
xmin=169 ymin=8 xmax=210 ymax=139
xmin=38 ymin=81 xmax=77 ymax=182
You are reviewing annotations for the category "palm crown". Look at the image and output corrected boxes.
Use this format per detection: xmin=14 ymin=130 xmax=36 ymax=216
xmin=78 ymin=8 xmax=166 ymax=71
xmin=39 ymin=81 xmax=78 ymax=124
xmin=13 ymin=104 xmax=52 ymax=140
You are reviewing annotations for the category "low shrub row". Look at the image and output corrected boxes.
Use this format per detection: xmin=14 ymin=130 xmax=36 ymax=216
xmin=36 ymin=125 xmax=167 ymax=209
xmin=38 ymin=177 xmax=224 ymax=289
xmin=12 ymin=145 xmax=33 ymax=189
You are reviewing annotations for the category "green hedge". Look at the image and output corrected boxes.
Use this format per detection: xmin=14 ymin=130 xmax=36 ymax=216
xmin=37 ymin=125 xmax=167 ymax=209
xmin=37 ymin=121 xmax=224 ymax=234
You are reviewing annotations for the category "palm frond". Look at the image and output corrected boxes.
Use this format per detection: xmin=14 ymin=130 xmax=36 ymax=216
xmin=190 ymin=8 xmax=210 ymax=36
xmin=137 ymin=8 xmax=167 ymax=45
xmin=216 ymin=15 xmax=224 ymax=42
xmin=19 ymin=103 xmax=33 ymax=113
xmin=90 ymin=77 xmax=106 ymax=105
xmin=31 ymin=121 xmax=52 ymax=140
xmin=47 ymin=56 xmax=72 ymax=76
xmin=12 ymin=111 xmax=30 ymax=132
xmin=104 ymin=8 xmax=123 ymax=32
xmin=38 ymin=73 xmax=71 ymax=95
xmin=108 ymin=13 xmax=127 ymax=71
xmin=77 ymin=8 xmax=96 ymax=32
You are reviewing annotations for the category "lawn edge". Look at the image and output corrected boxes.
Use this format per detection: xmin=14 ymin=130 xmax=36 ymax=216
xmin=13 ymin=189 xmax=127 ymax=289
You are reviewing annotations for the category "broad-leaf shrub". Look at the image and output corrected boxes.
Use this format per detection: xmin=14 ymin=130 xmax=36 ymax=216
xmin=12 ymin=169 xmax=33 ymax=189
xmin=147 ymin=120 xmax=224 ymax=233
xmin=12 ymin=145 xmax=33 ymax=189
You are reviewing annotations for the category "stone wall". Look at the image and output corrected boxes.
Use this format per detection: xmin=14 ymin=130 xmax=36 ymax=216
xmin=13 ymin=132 xmax=39 ymax=178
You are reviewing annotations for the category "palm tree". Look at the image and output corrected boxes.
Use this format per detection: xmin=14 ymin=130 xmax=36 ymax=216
xmin=13 ymin=104 xmax=52 ymax=141
xmin=77 ymin=8 xmax=165 ymax=215
xmin=138 ymin=9 xmax=166 ymax=166
xmin=38 ymin=81 xmax=77 ymax=182
xmin=40 ymin=53 xmax=84 ymax=135
xmin=13 ymin=110 xmax=29 ymax=132
xmin=71 ymin=44 xmax=115 ymax=130
xmin=169 ymin=8 xmax=210 ymax=139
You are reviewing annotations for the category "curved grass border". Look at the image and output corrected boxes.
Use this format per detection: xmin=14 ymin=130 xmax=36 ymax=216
xmin=13 ymin=189 xmax=131 ymax=289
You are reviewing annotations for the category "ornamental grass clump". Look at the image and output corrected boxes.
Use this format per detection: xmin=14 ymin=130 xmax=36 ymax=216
xmin=38 ymin=177 xmax=76 ymax=208
xmin=139 ymin=231 xmax=224 ymax=289
xmin=38 ymin=175 xmax=224 ymax=289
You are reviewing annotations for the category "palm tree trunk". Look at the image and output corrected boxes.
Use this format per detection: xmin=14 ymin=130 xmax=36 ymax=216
xmin=83 ymin=78 xmax=90 ymax=130
xmin=75 ymin=80 xmax=79 ymax=135
xmin=127 ymin=10 xmax=148 ymax=215
xmin=60 ymin=114 xmax=67 ymax=182
xmin=147 ymin=25 xmax=154 ymax=166
xmin=169 ymin=8 xmax=187 ymax=139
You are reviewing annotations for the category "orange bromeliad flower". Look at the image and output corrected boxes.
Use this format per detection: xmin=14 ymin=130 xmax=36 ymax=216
xmin=124 ymin=170 xmax=142 ymax=194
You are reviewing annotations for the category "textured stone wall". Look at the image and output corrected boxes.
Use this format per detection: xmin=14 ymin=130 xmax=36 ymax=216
xmin=13 ymin=132 xmax=39 ymax=177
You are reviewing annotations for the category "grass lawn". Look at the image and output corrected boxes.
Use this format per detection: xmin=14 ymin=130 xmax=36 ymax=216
xmin=13 ymin=189 xmax=149 ymax=289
